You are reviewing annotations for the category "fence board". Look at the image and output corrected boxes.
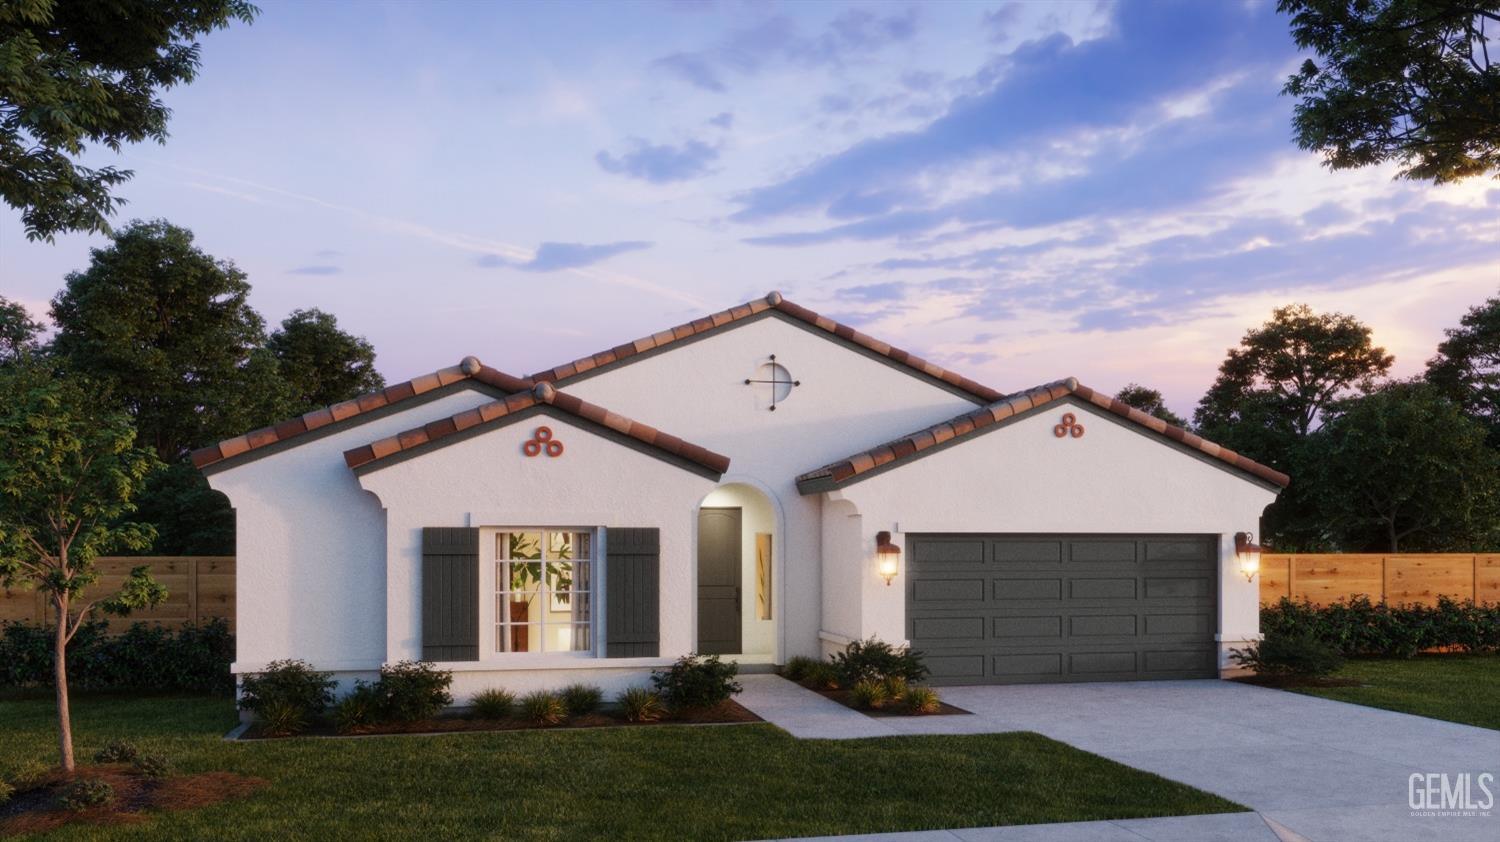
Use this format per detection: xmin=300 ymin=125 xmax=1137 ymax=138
xmin=1261 ymin=552 xmax=1493 ymax=606
xmin=0 ymin=557 xmax=234 ymax=631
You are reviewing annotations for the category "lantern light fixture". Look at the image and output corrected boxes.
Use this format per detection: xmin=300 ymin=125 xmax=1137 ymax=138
xmin=876 ymin=531 xmax=900 ymax=586
xmin=1234 ymin=531 xmax=1263 ymax=581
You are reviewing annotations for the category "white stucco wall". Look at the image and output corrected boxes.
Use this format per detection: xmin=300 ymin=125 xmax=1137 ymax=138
xmin=355 ymin=410 xmax=718 ymax=694
xmin=559 ymin=313 xmax=983 ymax=660
xmin=204 ymin=386 xmax=498 ymax=672
xmin=821 ymin=396 xmax=1280 ymax=667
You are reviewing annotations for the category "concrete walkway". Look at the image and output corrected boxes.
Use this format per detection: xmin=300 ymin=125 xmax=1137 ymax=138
xmin=765 ymin=811 xmax=1299 ymax=841
xmin=737 ymin=676 xmax=1499 ymax=842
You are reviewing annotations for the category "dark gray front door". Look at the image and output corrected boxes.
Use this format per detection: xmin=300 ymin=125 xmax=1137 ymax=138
xmin=907 ymin=534 xmax=1219 ymax=685
xmin=697 ymin=507 xmax=742 ymax=655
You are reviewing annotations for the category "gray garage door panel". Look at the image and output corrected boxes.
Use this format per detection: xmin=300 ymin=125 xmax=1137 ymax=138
xmin=908 ymin=534 xmax=1219 ymax=685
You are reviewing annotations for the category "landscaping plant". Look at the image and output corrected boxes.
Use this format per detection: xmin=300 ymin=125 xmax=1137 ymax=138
xmin=93 ymin=740 xmax=139 ymax=764
xmin=373 ymin=661 xmax=453 ymax=722
xmin=848 ymin=679 xmax=889 ymax=710
xmin=800 ymin=661 xmax=841 ymax=690
xmin=617 ymin=687 xmax=665 ymax=723
xmin=651 ymin=653 xmax=742 ymax=710
xmin=469 ymin=688 xmax=516 ymax=720
xmin=238 ymin=660 xmax=336 ymax=735
xmin=779 ymin=656 xmax=820 ymax=682
xmin=903 ymin=687 xmax=942 ymax=715
xmin=520 ymin=691 xmax=567 ymax=726
xmin=133 ymin=753 xmax=170 ymax=779
xmin=1260 ymin=596 xmax=1500 ymax=658
xmin=57 ymin=778 xmax=114 ymax=811
xmin=333 ymin=681 xmax=383 ymax=734
xmin=1230 ymin=629 xmax=1345 ymax=679
xmin=832 ymin=637 xmax=929 ymax=686
xmin=560 ymin=683 xmax=603 ymax=717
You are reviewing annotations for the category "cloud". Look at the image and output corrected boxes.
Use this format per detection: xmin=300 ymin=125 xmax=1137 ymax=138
xmin=288 ymin=265 xmax=342 ymax=275
xmin=651 ymin=8 xmax=919 ymax=92
xmin=479 ymin=241 xmax=653 ymax=272
xmin=708 ymin=111 xmax=734 ymax=128
xmin=595 ymin=138 xmax=719 ymax=183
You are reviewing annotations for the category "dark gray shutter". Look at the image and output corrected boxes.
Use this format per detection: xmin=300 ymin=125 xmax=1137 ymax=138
xmin=421 ymin=527 xmax=479 ymax=661
xmin=606 ymin=527 xmax=660 ymax=657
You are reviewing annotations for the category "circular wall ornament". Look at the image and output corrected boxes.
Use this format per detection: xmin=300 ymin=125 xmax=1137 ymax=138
xmin=1053 ymin=412 xmax=1084 ymax=438
xmin=523 ymin=426 xmax=564 ymax=457
xmin=744 ymin=354 xmax=801 ymax=411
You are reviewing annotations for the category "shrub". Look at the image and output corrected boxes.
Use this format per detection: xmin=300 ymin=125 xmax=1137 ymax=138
xmin=133 ymin=753 xmax=170 ymax=779
xmin=651 ymin=654 xmax=742 ymax=710
xmin=832 ymin=637 xmax=929 ymax=686
xmin=617 ymin=687 xmax=665 ymax=723
xmin=257 ymin=699 xmax=309 ymax=737
xmin=0 ymin=780 xmax=12 ymax=805
xmin=374 ymin=661 xmax=453 ymax=722
xmin=57 ymin=778 xmax=114 ymax=811
xmin=779 ymin=656 xmax=821 ymax=682
xmin=1231 ymin=630 xmax=1345 ymax=678
xmin=560 ymin=683 xmax=603 ymax=716
xmin=520 ymin=690 xmax=567 ymax=726
xmin=1260 ymin=596 xmax=1500 ymax=658
xmin=903 ymin=686 xmax=941 ymax=714
xmin=800 ymin=661 xmax=841 ymax=690
xmin=848 ymin=679 xmax=889 ymax=710
xmin=238 ymin=660 xmax=336 ymax=730
xmin=93 ymin=739 xmax=139 ymax=764
xmin=0 ymin=618 xmax=234 ymax=694
xmin=4 ymin=759 xmax=50 ymax=791
xmin=469 ymin=688 xmax=516 ymax=720
xmin=333 ymin=681 xmax=383 ymax=733
xmin=881 ymin=675 xmax=909 ymax=701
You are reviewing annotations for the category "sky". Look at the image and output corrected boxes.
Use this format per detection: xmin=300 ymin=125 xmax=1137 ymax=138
xmin=2 ymin=0 xmax=1497 ymax=418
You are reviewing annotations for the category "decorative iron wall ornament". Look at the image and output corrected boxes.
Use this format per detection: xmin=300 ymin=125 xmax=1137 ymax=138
xmin=744 ymin=354 xmax=801 ymax=411
xmin=523 ymin=426 xmax=564 ymax=457
xmin=1053 ymin=412 xmax=1084 ymax=438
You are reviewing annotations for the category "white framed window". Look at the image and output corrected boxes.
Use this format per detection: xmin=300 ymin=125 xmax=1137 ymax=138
xmin=494 ymin=529 xmax=593 ymax=654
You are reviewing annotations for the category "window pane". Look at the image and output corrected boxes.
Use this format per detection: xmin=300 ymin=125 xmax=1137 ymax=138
xmin=507 ymin=532 xmax=542 ymax=560
xmin=497 ymin=623 xmax=539 ymax=653
xmin=540 ymin=622 xmax=589 ymax=653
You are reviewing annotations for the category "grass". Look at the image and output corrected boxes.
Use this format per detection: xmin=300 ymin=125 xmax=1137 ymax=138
xmin=0 ymin=693 xmax=1243 ymax=840
xmin=1287 ymin=653 xmax=1500 ymax=730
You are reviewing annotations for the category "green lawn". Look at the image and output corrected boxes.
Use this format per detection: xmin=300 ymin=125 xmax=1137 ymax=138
xmin=1288 ymin=653 xmax=1500 ymax=730
xmin=0 ymin=694 xmax=1242 ymax=840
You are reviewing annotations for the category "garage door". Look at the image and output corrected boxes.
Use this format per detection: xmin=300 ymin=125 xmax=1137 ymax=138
xmin=906 ymin=534 xmax=1219 ymax=685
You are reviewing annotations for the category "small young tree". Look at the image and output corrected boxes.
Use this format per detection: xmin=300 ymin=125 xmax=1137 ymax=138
xmin=0 ymin=363 xmax=164 ymax=771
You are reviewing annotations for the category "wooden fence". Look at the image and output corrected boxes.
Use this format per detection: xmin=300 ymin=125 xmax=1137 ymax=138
xmin=0 ymin=557 xmax=235 ymax=631
xmin=1260 ymin=553 xmax=1500 ymax=607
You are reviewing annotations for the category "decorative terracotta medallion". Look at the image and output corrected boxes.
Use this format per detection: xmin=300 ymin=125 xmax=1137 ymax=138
xmin=1053 ymin=412 xmax=1084 ymax=438
xmin=523 ymin=426 xmax=564 ymax=457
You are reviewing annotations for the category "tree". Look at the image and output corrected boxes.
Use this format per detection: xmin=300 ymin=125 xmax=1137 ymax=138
xmin=0 ymin=362 xmax=164 ymax=771
xmin=50 ymin=219 xmax=291 ymax=461
xmin=1311 ymin=381 xmax=1500 ymax=551
xmin=267 ymin=308 xmax=385 ymax=414
xmin=0 ymin=295 xmax=44 ymax=363
xmin=1426 ymin=294 xmax=1500 ymax=444
xmin=1195 ymin=304 xmax=1393 ymax=551
xmin=1115 ymin=383 xmax=1187 ymax=427
xmin=1280 ymin=0 xmax=1500 ymax=184
xmin=0 ymin=0 xmax=257 ymax=241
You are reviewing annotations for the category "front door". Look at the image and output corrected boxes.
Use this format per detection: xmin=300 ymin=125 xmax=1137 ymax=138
xmin=697 ymin=507 xmax=742 ymax=655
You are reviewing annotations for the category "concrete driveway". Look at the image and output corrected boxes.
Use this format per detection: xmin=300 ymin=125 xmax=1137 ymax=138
xmin=899 ymin=680 xmax=1498 ymax=842
xmin=738 ymin=676 xmax=1499 ymax=842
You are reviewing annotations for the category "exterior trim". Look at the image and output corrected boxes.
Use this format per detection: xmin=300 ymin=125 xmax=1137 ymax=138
xmin=797 ymin=379 xmax=1291 ymax=494
xmin=531 ymin=292 xmax=1002 ymax=405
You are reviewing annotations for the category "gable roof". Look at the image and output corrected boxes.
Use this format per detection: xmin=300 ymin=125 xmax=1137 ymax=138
xmin=344 ymin=382 xmax=731 ymax=479
xmin=796 ymin=377 xmax=1291 ymax=493
xmin=530 ymin=291 xmax=1005 ymax=404
xmin=191 ymin=356 xmax=532 ymax=472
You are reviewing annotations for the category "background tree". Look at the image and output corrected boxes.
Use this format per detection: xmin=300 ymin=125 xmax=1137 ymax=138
xmin=1310 ymin=381 xmax=1500 ymax=552
xmin=1280 ymin=0 xmax=1500 ymax=183
xmin=1195 ymin=304 xmax=1393 ymax=550
xmin=1114 ymin=383 xmax=1187 ymax=427
xmin=0 ymin=295 xmax=44 ymax=363
xmin=0 ymin=0 xmax=257 ymax=241
xmin=267 ymin=308 xmax=385 ymax=414
xmin=0 ymin=362 xmax=165 ymax=771
xmin=1426 ymin=294 xmax=1500 ymax=445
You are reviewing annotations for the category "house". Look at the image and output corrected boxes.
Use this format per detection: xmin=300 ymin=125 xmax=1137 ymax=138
xmin=194 ymin=292 xmax=1286 ymax=699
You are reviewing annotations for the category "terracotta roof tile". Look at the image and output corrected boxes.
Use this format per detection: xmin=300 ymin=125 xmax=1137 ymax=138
xmin=192 ymin=358 xmax=534 ymax=471
xmin=344 ymin=383 xmax=730 ymax=476
xmin=798 ymin=377 xmax=1291 ymax=491
xmin=528 ymin=292 xmax=1004 ymax=403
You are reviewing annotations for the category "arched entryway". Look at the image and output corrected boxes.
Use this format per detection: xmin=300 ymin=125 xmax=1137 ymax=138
xmin=697 ymin=483 xmax=779 ymax=659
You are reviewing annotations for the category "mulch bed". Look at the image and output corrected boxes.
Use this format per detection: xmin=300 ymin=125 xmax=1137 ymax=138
xmin=0 ymin=765 xmax=266 ymax=837
xmin=1230 ymin=675 xmax=1364 ymax=689
xmin=241 ymin=699 xmax=761 ymax=739
xmin=811 ymin=688 xmax=971 ymax=717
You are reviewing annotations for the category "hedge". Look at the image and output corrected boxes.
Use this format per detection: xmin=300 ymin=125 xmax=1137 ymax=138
xmin=0 ymin=618 xmax=234 ymax=694
xmin=1261 ymin=596 xmax=1500 ymax=658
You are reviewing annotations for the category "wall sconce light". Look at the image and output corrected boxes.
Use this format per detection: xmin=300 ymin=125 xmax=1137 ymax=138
xmin=1234 ymin=531 xmax=1262 ymax=582
xmin=876 ymin=531 xmax=901 ymax=586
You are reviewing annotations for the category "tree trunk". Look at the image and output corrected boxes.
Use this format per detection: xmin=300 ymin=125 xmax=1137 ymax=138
xmin=1388 ymin=518 xmax=1399 ymax=554
xmin=52 ymin=594 xmax=75 ymax=773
